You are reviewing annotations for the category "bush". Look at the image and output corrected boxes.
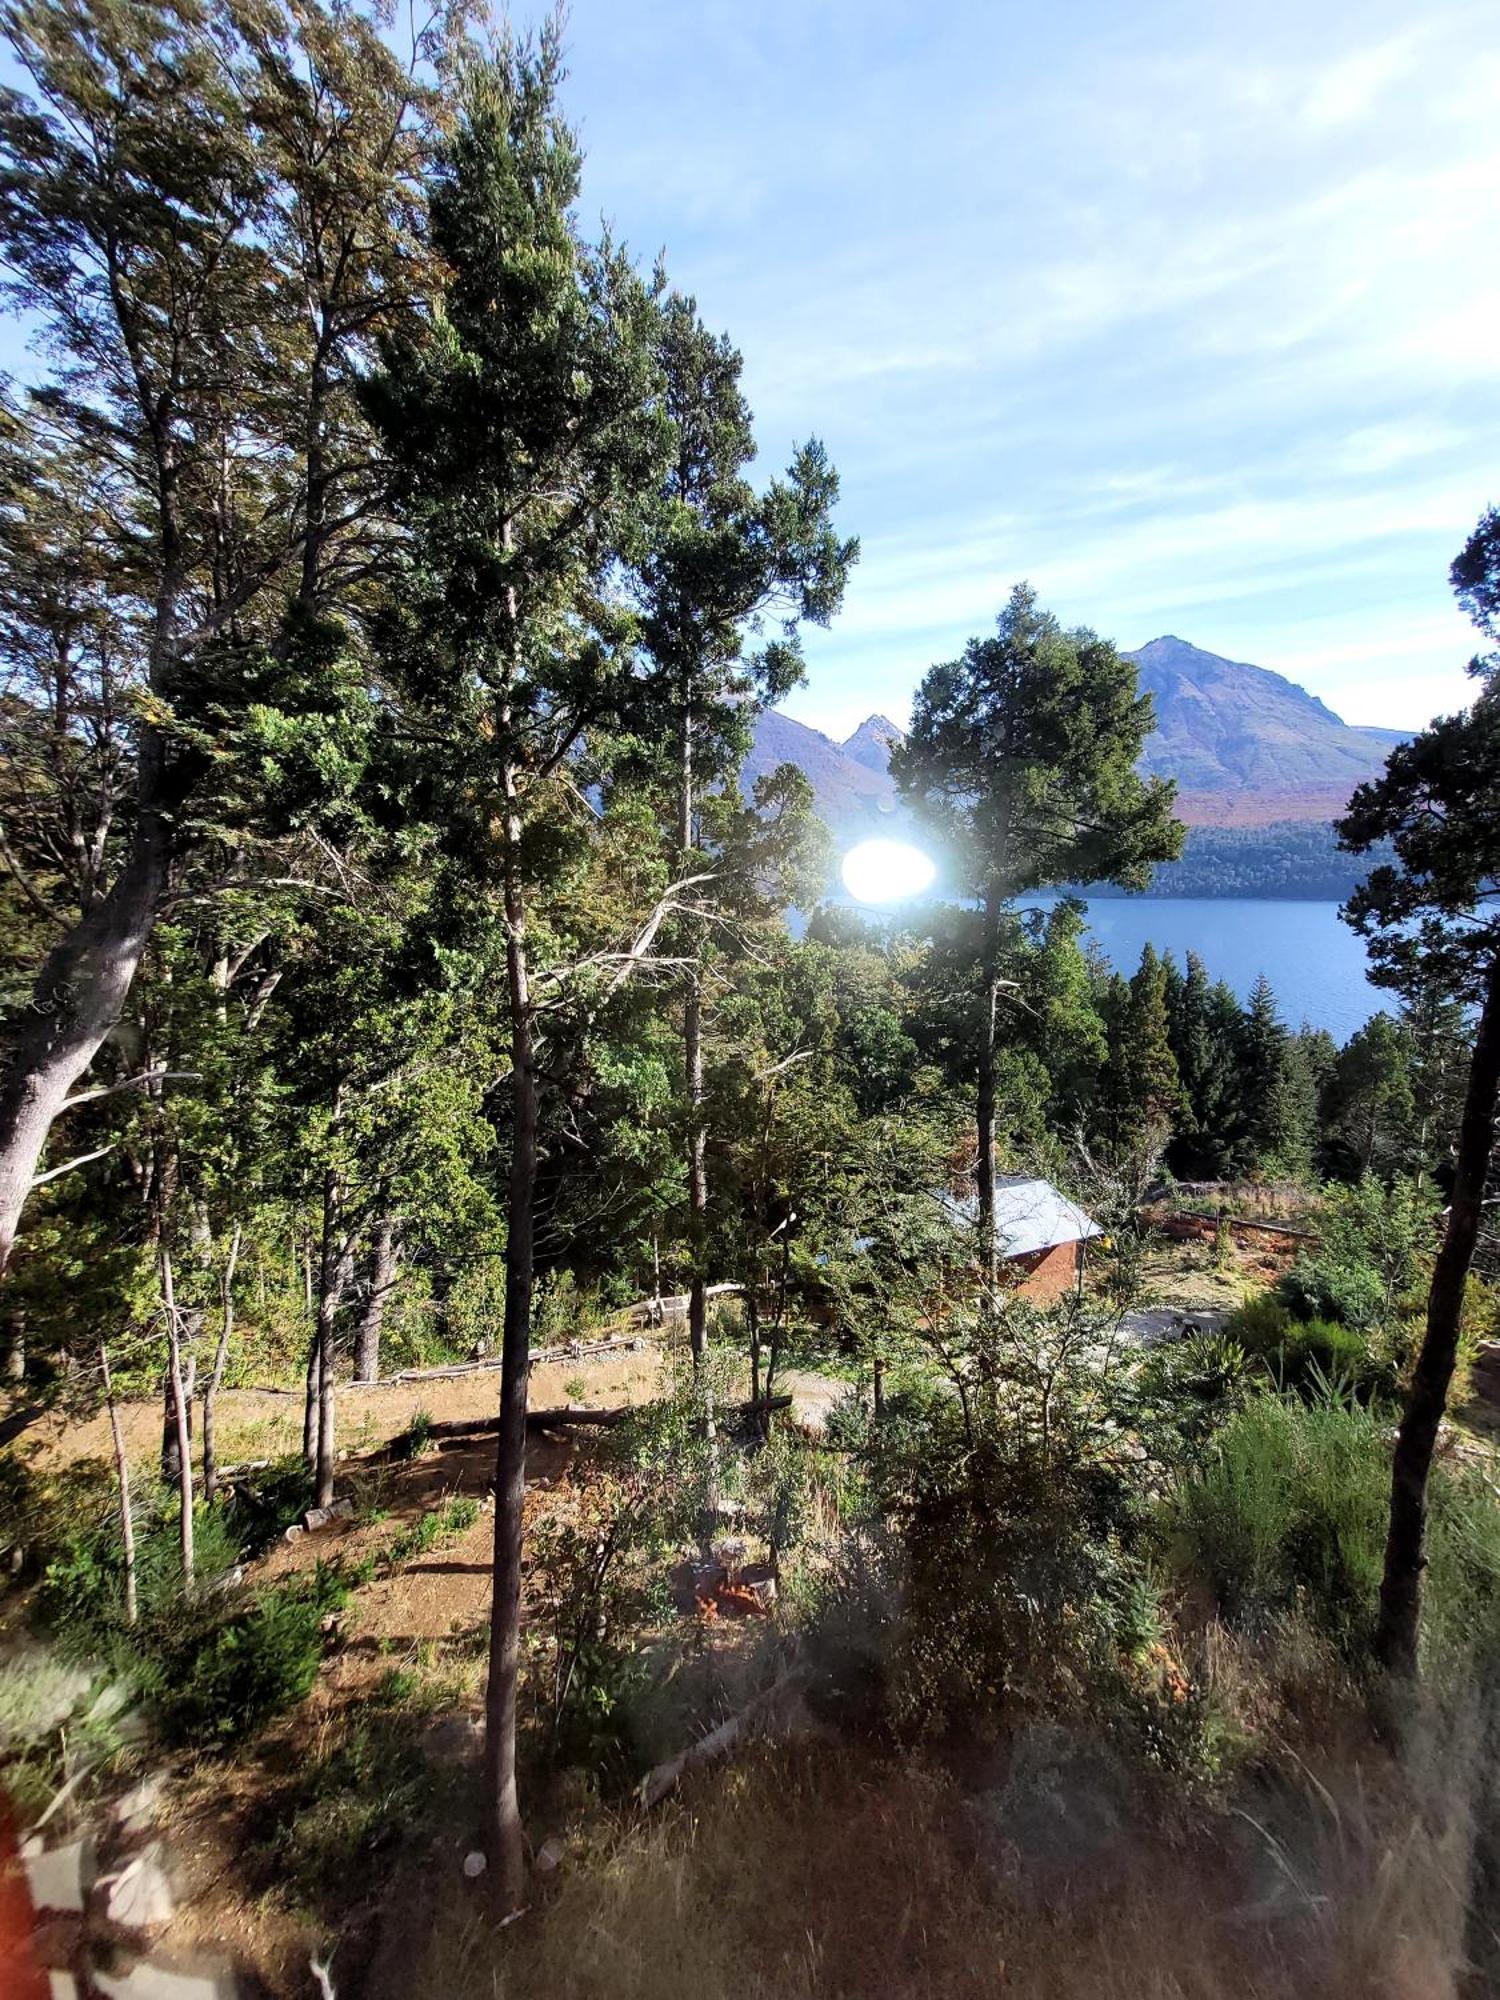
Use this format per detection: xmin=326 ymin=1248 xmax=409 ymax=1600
xmin=269 ymin=1709 xmax=450 ymax=1915
xmin=1167 ymin=1392 xmax=1388 ymax=1655
xmin=1225 ymin=1292 xmax=1395 ymax=1404
xmin=1168 ymin=1386 xmax=1500 ymax=1676
xmin=156 ymin=1562 xmax=352 ymax=1746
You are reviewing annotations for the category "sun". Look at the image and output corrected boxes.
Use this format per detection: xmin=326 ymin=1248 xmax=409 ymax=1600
xmin=840 ymin=839 xmax=937 ymax=904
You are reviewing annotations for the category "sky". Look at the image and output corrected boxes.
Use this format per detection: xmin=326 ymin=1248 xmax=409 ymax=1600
xmin=1 ymin=1 xmax=1494 ymax=745
xmin=543 ymin=0 xmax=1499 ymax=742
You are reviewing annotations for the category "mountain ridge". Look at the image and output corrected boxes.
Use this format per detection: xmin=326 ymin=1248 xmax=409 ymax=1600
xmin=746 ymin=637 xmax=1405 ymax=835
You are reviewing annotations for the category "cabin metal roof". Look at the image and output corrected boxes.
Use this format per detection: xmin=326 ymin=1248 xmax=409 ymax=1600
xmin=938 ymin=1178 xmax=1103 ymax=1260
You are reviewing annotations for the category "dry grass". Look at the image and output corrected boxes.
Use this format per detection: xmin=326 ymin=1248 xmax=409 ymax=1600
xmin=374 ymin=1739 xmax=1467 ymax=2000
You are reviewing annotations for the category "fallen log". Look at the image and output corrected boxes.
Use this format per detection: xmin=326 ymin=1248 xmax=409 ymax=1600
xmin=640 ymin=1666 xmax=810 ymax=1808
xmin=421 ymin=1392 xmax=794 ymax=1448
xmin=360 ymin=1331 xmax=647 ymax=1387
xmin=1181 ymin=1212 xmax=1319 ymax=1243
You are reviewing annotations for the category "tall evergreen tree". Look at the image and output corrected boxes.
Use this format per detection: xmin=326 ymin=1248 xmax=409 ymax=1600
xmin=1166 ymin=952 xmax=1244 ymax=1178
xmin=1236 ymin=975 xmax=1302 ymax=1174
xmin=1340 ymin=510 xmax=1500 ymax=1676
xmin=363 ymin=29 xmax=668 ymax=1905
xmin=634 ymin=291 xmax=854 ymax=1373
xmin=1320 ymin=1013 xmax=1415 ymax=1180
xmin=893 ymin=586 xmax=1181 ymax=1276
xmin=1103 ymin=945 xmax=1183 ymax=1151
xmin=0 ymin=0 xmax=448 ymax=1275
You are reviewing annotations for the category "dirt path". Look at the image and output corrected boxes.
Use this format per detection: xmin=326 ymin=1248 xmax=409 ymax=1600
xmin=33 ymin=1340 xmax=672 ymax=1472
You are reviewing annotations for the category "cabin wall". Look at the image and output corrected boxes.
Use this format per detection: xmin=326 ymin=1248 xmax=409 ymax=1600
xmin=1008 ymin=1239 xmax=1083 ymax=1304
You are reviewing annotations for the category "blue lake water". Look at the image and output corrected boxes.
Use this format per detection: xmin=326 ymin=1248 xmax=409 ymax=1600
xmin=1035 ymin=897 xmax=1384 ymax=1042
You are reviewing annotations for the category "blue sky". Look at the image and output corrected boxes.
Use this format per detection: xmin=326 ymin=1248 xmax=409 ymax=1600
xmin=2 ymin=2 xmax=1493 ymax=743
xmin=549 ymin=0 xmax=1499 ymax=741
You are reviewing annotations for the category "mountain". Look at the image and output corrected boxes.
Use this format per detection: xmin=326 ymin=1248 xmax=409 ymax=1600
xmin=1125 ymin=636 xmax=1405 ymax=827
xmin=740 ymin=707 xmax=903 ymax=837
xmin=842 ymin=713 xmax=906 ymax=774
xmin=747 ymin=637 xmax=1405 ymax=842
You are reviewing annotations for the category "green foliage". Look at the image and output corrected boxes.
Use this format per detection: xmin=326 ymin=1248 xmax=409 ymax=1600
xmin=1168 ymin=1388 xmax=1500 ymax=1673
xmin=1166 ymin=1394 xmax=1388 ymax=1655
xmin=379 ymin=1496 xmax=480 ymax=1569
xmin=397 ymin=1408 xmax=436 ymax=1460
xmin=268 ymin=1709 xmax=453 ymax=1916
xmin=156 ymin=1563 xmax=352 ymax=1747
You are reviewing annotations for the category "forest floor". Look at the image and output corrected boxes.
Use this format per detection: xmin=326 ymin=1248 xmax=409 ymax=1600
xmin=15 ymin=1228 xmax=1417 ymax=1998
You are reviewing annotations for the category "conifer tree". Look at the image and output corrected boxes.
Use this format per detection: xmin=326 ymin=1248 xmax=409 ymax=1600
xmin=0 ymin=0 xmax=448 ymax=1274
xmin=635 ymin=293 xmax=854 ymax=1372
xmin=894 ymin=586 xmax=1181 ymax=1275
xmin=1340 ymin=511 xmax=1500 ymax=1676
xmin=364 ymin=28 xmax=668 ymax=1904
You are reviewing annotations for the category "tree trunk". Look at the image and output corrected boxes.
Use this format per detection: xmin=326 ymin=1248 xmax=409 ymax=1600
xmin=302 ymin=1325 xmax=320 ymax=1469
xmin=161 ymin=1352 xmax=196 ymax=1483
xmin=2 ymin=1307 xmax=24 ymax=1382
xmin=976 ymin=940 xmax=1001 ymax=1288
xmin=678 ymin=703 xmax=710 ymax=1372
xmin=0 ymin=737 xmax=171 ymax=1279
xmin=160 ymin=1248 xmax=195 ymax=1588
xmin=100 ymin=1340 xmax=137 ymax=1626
xmin=201 ymin=1222 xmax=241 ymax=1503
xmin=484 ymin=779 xmax=536 ymax=1915
xmin=314 ymin=1169 xmax=353 ymax=1510
xmin=354 ymin=1211 xmax=399 ymax=1383
xmin=685 ymin=972 xmax=708 ymax=1367
xmin=1376 ymin=951 xmax=1500 ymax=1676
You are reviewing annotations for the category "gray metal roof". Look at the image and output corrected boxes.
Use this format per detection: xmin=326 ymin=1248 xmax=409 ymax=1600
xmin=938 ymin=1177 xmax=1102 ymax=1260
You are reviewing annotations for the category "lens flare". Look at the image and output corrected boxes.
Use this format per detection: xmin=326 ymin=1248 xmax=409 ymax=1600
xmin=840 ymin=839 xmax=936 ymax=904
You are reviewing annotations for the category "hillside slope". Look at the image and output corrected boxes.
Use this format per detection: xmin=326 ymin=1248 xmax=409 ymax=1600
xmin=1125 ymin=636 xmax=1404 ymax=826
xmin=740 ymin=707 xmax=902 ymax=836
xmin=748 ymin=640 xmax=1404 ymax=835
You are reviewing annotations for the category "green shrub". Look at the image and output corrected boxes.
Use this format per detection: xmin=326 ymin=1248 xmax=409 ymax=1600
xmin=1166 ymin=1393 xmax=1387 ymax=1654
xmin=379 ymin=1495 xmax=480 ymax=1568
xmin=1168 ymin=1387 xmax=1500 ymax=1675
xmin=1276 ymin=1257 xmax=1385 ymax=1333
xmin=1225 ymin=1292 xmax=1395 ymax=1404
xmin=156 ymin=1563 xmax=351 ymax=1746
xmin=269 ymin=1710 xmax=447 ymax=1914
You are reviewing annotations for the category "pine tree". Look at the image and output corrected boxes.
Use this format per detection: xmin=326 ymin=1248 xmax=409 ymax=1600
xmin=1340 ymin=509 xmax=1500 ymax=1676
xmin=1237 ymin=975 xmax=1300 ymax=1174
xmin=1166 ymin=953 xmax=1243 ymax=1179
xmin=1103 ymin=946 xmax=1183 ymax=1150
xmin=894 ymin=586 xmax=1181 ymax=1278
xmin=1320 ymin=1013 xmax=1415 ymax=1179
xmin=363 ymin=28 xmax=668 ymax=1905
xmin=634 ymin=292 xmax=854 ymax=1373
xmin=0 ymin=0 xmax=447 ymax=1274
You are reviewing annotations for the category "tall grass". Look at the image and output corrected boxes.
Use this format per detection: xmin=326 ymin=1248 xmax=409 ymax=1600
xmin=1167 ymin=1389 xmax=1500 ymax=1671
xmin=378 ymin=1742 xmax=1464 ymax=2000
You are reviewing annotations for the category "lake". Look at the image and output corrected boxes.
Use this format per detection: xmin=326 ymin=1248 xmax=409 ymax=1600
xmin=1037 ymin=897 xmax=1383 ymax=1042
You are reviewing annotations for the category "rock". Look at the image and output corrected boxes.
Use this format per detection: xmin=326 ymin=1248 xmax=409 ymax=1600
xmin=105 ymin=1842 xmax=175 ymax=1929
xmin=462 ymin=1850 xmax=487 ymax=1879
xmin=534 ymin=1836 xmax=564 ymax=1872
xmin=114 ymin=1772 xmax=166 ymax=1835
xmin=738 ymin=1563 xmax=778 ymax=1609
xmin=23 ymin=1835 xmax=93 ymax=1913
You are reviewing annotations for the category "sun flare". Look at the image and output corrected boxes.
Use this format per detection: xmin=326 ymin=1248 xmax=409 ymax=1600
xmin=840 ymin=839 xmax=937 ymax=904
